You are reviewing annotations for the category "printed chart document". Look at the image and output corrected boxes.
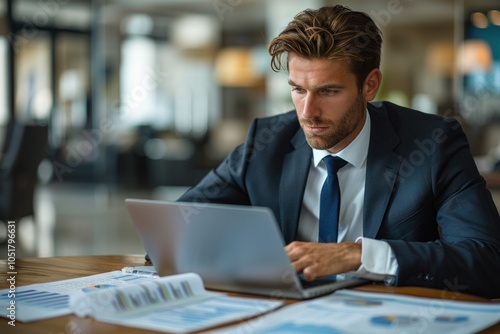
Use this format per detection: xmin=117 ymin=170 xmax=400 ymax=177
xmin=0 ymin=270 xmax=159 ymax=322
xmin=207 ymin=290 xmax=500 ymax=334
xmin=69 ymin=272 xmax=283 ymax=334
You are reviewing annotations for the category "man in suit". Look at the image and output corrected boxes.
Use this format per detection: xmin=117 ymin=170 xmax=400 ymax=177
xmin=179 ymin=5 xmax=500 ymax=298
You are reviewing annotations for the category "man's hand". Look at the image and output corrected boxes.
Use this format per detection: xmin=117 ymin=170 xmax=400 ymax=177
xmin=284 ymin=241 xmax=362 ymax=281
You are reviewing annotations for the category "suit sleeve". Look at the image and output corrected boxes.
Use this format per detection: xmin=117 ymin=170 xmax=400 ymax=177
xmin=386 ymin=118 xmax=500 ymax=298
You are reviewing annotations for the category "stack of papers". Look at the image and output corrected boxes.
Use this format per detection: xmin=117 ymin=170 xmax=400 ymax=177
xmin=0 ymin=269 xmax=159 ymax=322
xmin=69 ymin=272 xmax=283 ymax=333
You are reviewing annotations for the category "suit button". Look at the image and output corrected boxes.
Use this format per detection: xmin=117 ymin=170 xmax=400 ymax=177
xmin=425 ymin=274 xmax=434 ymax=281
xmin=417 ymin=273 xmax=423 ymax=279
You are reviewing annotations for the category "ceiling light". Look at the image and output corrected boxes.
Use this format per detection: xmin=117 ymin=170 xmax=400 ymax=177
xmin=457 ymin=40 xmax=493 ymax=74
xmin=172 ymin=15 xmax=219 ymax=50
xmin=488 ymin=10 xmax=500 ymax=26
xmin=471 ymin=12 xmax=488 ymax=29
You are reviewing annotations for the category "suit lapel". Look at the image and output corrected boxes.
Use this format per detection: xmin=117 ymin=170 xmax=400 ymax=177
xmin=363 ymin=104 xmax=401 ymax=238
xmin=279 ymin=129 xmax=311 ymax=244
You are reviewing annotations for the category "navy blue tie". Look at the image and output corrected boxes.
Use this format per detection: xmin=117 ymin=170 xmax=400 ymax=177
xmin=319 ymin=156 xmax=347 ymax=243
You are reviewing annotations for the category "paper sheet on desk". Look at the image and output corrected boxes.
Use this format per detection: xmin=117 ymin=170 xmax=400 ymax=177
xmin=206 ymin=290 xmax=500 ymax=334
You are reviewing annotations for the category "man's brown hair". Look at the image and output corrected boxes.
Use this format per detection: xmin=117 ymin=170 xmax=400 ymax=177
xmin=268 ymin=5 xmax=382 ymax=88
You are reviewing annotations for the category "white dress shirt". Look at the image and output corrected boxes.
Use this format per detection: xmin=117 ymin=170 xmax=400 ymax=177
xmin=297 ymin=112 xmax=398 ymax=282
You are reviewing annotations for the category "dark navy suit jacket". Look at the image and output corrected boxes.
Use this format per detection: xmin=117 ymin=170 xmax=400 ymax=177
xmin=179 ymin=101 xmax=500 ymax=298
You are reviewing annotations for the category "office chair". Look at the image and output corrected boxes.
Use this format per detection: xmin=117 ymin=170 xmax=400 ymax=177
xmin=0 ymin=122 xmax=48 ymax=239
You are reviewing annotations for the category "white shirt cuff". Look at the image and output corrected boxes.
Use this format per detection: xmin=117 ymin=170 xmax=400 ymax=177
xmin=351 ymin=237 xmax=398 ymax=284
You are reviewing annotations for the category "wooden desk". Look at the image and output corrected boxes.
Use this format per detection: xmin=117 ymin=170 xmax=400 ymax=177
xmin=1 ymin=255 xmax=499 ymax=333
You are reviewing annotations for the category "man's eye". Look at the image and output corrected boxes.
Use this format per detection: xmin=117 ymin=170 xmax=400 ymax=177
xmin=321 ymin=88 xmax=337 ymax=94
xmin=292 ymin=87 xmax=305 ymax=93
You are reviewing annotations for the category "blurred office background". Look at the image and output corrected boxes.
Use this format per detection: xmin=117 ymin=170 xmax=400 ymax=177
xmin=0 ymin=0 xmax=499 ymax=259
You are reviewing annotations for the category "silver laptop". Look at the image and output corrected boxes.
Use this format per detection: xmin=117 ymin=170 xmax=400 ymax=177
xmin=125 ymin=199 xmax=368 ymax=299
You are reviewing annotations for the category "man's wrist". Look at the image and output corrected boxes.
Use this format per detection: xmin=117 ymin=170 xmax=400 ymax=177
xmin=349 ymin=242 xmax=363 ymax=272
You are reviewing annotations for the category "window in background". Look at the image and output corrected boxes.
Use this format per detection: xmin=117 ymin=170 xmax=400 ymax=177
xmin=459 ymin=9 xmax=500 ymax=126
xmin=463 ymin=11 xmax=500 ymax=94
xmin=0 ymin=2 xmax=7 ymax=127
xmin=0 ymin=37 xmax=7 ymax=126
xmin=53 ymin=33 xmax=90 ymax=151
xmin=0 ymin=2 xmax=5 ymax=38
xmin=118 ymin=13 xmax=173 ymax=131
xmin=14 ymin=33 xmax=51 ymax=122
xmin=118 ymin=13 xmax=220 ymax=139
xmin=120 ymin=36 xmax=162 ymax=128
xmin=170 ymin=14 xmax=220 ymax=138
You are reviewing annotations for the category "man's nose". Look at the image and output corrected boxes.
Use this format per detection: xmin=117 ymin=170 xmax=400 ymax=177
xmin=301 ymin=93 xmax=320 ymax=119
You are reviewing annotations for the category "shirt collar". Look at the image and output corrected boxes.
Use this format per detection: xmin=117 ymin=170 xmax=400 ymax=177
xmin=312 ymin=110 xmax=371 ymax=168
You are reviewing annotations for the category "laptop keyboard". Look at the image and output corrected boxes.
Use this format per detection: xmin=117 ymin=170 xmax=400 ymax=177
xmin=299 ymin=277 xmax=336 ymax=289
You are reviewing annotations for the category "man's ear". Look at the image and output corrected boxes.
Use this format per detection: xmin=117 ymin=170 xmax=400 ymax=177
xmin=363 ymin=68 xmax=382 ymax=101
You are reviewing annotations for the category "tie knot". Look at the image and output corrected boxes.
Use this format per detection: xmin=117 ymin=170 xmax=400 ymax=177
xmin=323 ymin=156 xmax=348 ymax=176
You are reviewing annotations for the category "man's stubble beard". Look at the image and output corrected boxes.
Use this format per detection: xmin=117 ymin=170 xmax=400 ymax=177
xmin=301 ymin=93 xmax=366 ymax=151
